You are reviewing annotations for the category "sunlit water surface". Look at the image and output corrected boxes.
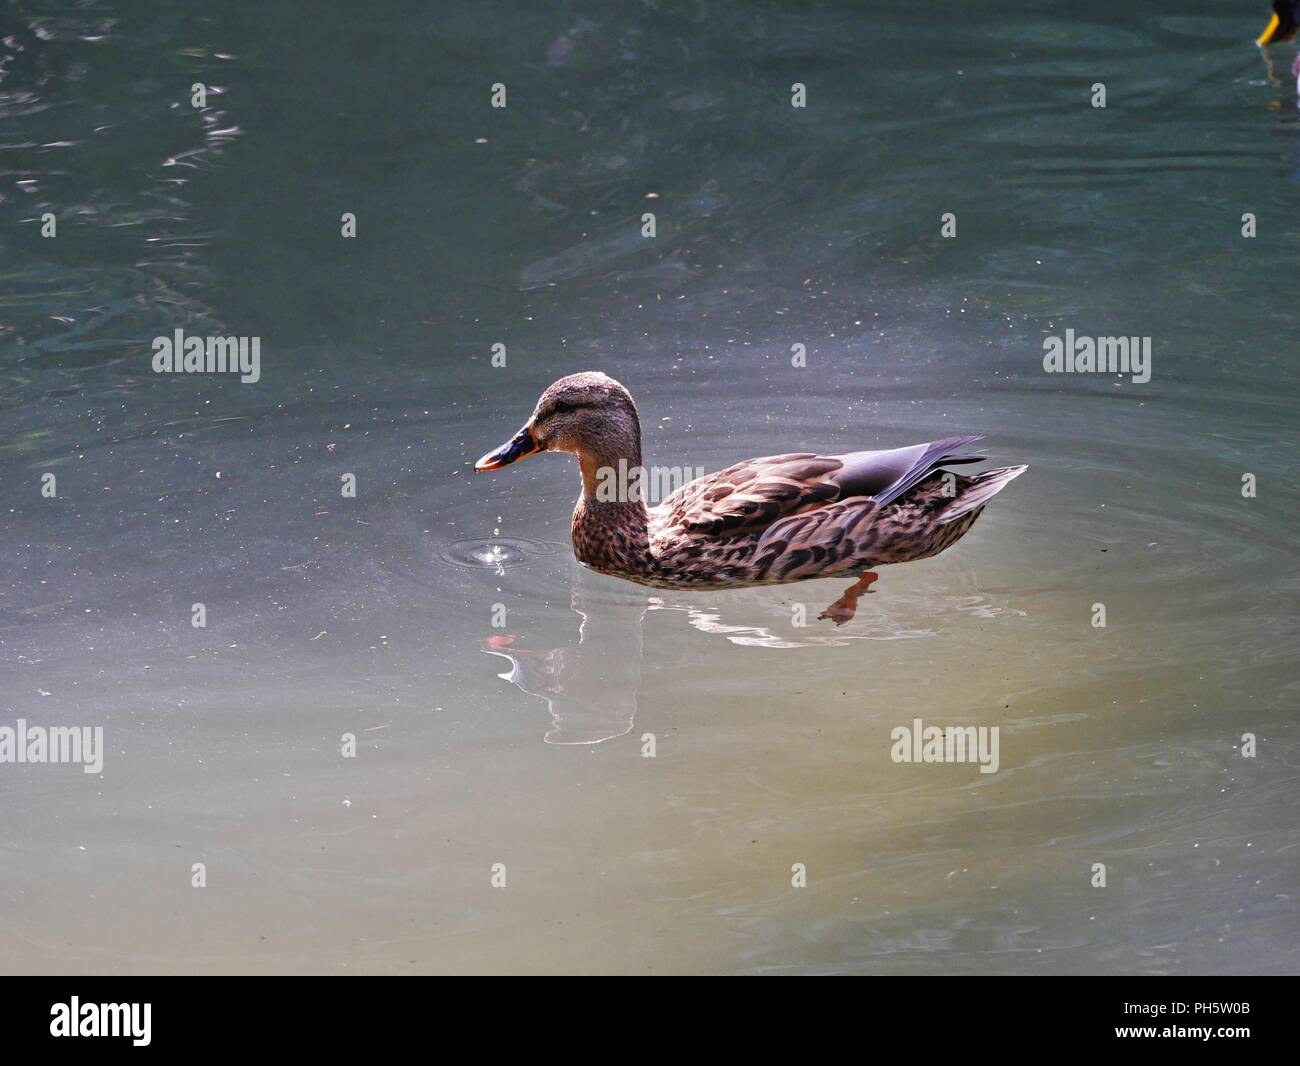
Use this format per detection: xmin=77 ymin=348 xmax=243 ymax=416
xmin=1 ymin=1 xmax=1297 ymax=974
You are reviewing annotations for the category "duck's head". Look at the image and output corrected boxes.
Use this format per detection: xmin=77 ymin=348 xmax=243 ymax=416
xmin=474 ymin=371 xmax=642 ymax=472
xmin=1259 ymin=0 xmax=1299 ymax=44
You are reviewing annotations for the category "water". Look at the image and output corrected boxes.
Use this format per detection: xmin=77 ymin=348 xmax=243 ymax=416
xmin=1 ymin=1 xmax=1297 ymax=974
xmin=440 ymin=536 xmax=562 ymax=571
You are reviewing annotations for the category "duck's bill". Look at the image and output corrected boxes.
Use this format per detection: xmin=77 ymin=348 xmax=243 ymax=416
xmin=1259 ymin=11 xmax=1298 ymax=45
xmin=474 ymin=426 xmax=542 ymax=471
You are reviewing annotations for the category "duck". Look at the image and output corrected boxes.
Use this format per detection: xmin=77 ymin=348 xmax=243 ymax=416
xmin=474 ymin=372 xmax=1026 ymax=625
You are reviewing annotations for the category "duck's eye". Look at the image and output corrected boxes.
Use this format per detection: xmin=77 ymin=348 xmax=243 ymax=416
xmin=552 ymin=401 xmax=575 ymax=416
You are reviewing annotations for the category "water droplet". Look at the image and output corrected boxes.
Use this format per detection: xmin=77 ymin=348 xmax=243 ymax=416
xmin=439 ymin=536 xmax=564 ymax=571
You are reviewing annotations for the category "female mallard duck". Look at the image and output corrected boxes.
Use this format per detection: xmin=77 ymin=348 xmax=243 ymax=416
xmin=475 ymin=372 xmax=1026 ymax=625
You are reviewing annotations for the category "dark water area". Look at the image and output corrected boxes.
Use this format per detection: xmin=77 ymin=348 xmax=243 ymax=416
xmin=1 ymin=1 xmax=1297 ymax=974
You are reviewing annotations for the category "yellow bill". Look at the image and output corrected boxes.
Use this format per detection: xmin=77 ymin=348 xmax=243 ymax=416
xmin=1259 ymin=6 xmax=1299 ymax=46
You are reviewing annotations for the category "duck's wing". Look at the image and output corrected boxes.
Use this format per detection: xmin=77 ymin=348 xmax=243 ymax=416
xmin=746 ymin=495 xmax=882 ymax=581
xmin=659 ymin=452 xmax=843 ymax=537
xmin=827 ymin=435 xmax=986 ymax=508
xmin=659 ymin=437 xmax=987 ymax=538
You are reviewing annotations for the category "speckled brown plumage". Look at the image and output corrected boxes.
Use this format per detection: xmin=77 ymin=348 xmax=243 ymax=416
xmin=475 ymin=372 xmax=1027 ymax=622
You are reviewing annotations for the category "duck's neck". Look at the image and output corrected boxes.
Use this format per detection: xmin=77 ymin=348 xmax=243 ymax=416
xmin=571 ymin=443 xmax=652 ymax=576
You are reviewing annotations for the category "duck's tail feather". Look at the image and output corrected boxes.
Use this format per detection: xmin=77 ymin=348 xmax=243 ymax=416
xmin=937 ymin=464 xmax=1028 ymax=524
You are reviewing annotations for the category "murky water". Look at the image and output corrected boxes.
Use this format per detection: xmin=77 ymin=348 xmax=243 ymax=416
xmin=1 ymin=1 xmax=1297 ymax=974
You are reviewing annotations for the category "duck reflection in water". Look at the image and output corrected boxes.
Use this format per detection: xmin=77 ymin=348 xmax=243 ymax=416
xmin=482 ymin=569 xmax=646 ymax=745
xmin=482 ymin=564 xmax=1025 ymax=745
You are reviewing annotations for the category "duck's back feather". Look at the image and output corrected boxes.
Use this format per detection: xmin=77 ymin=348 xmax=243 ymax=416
xmin=659 ymin=452 xmax=842 ymax=536
xmin=656 ymin=435 xmax=988 ymax=541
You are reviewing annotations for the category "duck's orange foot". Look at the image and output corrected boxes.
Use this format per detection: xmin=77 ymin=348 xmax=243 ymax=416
xmin=817 ymin=572 xmax=879 ymax=626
